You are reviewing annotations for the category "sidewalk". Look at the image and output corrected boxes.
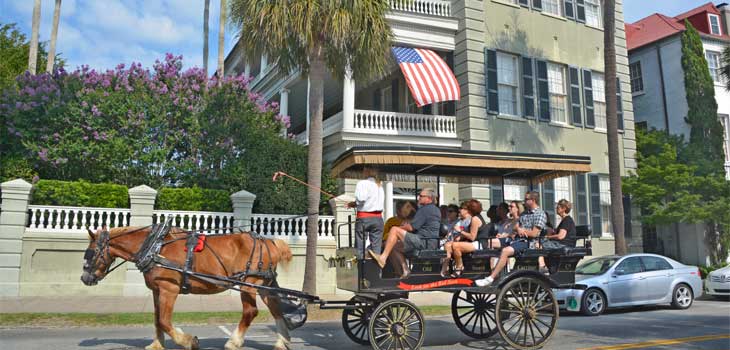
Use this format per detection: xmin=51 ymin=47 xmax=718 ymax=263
xmin=0 ymin=292 xmax=453 ymax=314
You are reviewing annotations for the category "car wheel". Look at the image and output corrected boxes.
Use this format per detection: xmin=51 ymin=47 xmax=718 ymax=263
xmin=581 ymin=289 xmax=606 ymax=316
xmin=671 ymin=283 xmax=694 ymax=309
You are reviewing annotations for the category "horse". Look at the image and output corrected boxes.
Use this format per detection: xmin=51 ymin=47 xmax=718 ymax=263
xmin=81 ymin=226 xmax=294 ymax=350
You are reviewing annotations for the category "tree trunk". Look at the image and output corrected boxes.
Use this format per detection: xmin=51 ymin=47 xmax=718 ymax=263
xmin=217 ymin=0 xmax=226 ymax=83
xmin=203 ymin=0 xmax=210 ymax=77
xmin=603 ymin=0 xmax=626 ymax=255
xmin=28 ymin=0 xmax=41 ymax=74
xmin=46 ymin=0 xmax=61 ymax=73
xmin=302 ymin=47 xmax=325 ymax=295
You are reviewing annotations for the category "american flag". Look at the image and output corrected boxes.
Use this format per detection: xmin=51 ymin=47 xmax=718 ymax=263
xmin=391 ymin=46 xmax=460 ymax=107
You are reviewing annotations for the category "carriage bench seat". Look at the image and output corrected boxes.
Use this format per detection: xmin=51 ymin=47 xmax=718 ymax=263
xmin=411 ymin=246 xmax=591 ymax=260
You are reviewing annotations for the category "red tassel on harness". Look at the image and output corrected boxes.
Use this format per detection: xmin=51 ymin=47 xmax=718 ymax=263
xmin=184 ymin=235 xmax=206 ymax=252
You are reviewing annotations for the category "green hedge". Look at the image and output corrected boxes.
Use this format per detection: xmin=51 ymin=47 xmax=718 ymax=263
xmin=32 ymin=180 xmax=129 ymax=208
xmin=156 ymin=187 xmax=232 ymax=212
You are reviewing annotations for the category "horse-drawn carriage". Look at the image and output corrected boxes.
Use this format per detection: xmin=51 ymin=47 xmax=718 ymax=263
xmin=328 ymin=146 xmax=594 ymax=350
xmin=81 ymin=145 xmax=594 ymax=350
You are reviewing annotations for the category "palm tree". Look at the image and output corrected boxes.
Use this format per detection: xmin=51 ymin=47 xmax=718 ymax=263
xmin=203 ymin=0 xmax=210 ymax=76
xmin=217 ymin=0 xmax=226 ymax=82
xmin=229 ymin=0 xmax=393 ymax=294
xmin=28 ymin=0 xmax=41 ymax=74
xmin=603 ymin=0 xmax=626 ymax=255
xmin=46 ymin=0 xmax=62 ymax=73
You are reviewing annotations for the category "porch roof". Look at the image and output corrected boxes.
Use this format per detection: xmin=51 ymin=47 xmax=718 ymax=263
xmin=331 ymin=146 xmax=592 ymax=185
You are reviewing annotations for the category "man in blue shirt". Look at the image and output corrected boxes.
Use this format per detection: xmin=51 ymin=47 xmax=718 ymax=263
xmin=369 ymin=188 xmax=441 ymax=278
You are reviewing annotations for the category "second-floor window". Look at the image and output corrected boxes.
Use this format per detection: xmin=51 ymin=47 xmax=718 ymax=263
xmin=543 ymin=0 xmax=562 ymax=16
xmin=709 ymin=14 xmax=722 ymax=35
xmin=585 ymin=0 xmax=602 ymax=28
xmin=498 ymin=52 xmax=520 ymax=116
xmin=629 ymin=61 xmax=643 ymax=93
xmin=707 ymin=51 xmax=722 ymax=83
xmin=592 ymin=72 xmax=607 ymax=130
xmin=548 ymin=63 xmax=568 ymax=124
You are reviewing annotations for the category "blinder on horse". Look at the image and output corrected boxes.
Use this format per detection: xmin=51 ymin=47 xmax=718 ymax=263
xmin=83 ymin=229 xmax=126 ymax=282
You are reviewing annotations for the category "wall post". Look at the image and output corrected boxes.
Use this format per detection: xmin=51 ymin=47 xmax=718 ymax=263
xmin=0 ymin=179 xmax=33 ymax=296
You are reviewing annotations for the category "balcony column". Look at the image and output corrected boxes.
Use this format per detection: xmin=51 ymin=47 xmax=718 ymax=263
xmin=342 ymin=65 xmax=356 ymax=132
xmin=279 ymin=88 xmax=289 ymax=117
xmin=260 ymin=54 xmax=268 ymax=73
xmin=384 ymin=181 xmax=394 ymax=219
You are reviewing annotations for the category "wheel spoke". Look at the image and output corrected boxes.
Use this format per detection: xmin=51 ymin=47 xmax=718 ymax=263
xmin=458 ymin=308 xmax=476 ymax=320
xmin=533 ymin=315 xmax=553 ymax=329
xmin=530 ymin=317 xmax=546 ymax=339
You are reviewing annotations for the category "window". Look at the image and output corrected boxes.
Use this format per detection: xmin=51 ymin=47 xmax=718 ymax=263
xmin=543 ymin=0 xmax=562 ymax=16
xmin=709 ymin=14 xmax=722 ymax=35
xmin=381 ymin=86 xmax=393 ymax=112
xmin=585 ymin=0 xmax=602 ymax=28
xmin=497 ymin=52 xmax=520 ymax=116
xmin=553 ymin=176 xmax=572 ymax=225
xmin=707 ymin=51 xmax=722 ymax=83
xmin=504 ymin=179 xmax=529 ymax=202
xmin=641 ymin=256 xmax=672 ymax=272
xmin=592 ymin=73 xmax=606 ymax=130
xmin=615 ymin=257 xmax=643 ymax=275
xmin=629 ymin=62 xmax=643 ymax=93
xmin=599 ymin=176 xmax=612 ymax=235
xmin=547 ymin=63 xmax=568 ymax=123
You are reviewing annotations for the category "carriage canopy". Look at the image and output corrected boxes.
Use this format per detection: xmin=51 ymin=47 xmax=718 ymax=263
xmin=331 ymin=146 xmax=592 ymax=185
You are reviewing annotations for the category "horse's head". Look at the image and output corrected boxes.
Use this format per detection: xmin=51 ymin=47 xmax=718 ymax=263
xmin=80 ymin=227 xmax=116 ymax=286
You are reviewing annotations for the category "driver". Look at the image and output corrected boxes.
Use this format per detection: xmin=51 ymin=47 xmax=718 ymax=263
xmin=369 ymin=188 xmax=441 ymax=278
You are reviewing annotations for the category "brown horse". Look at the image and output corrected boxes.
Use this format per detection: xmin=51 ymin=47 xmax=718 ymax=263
xmin=81 ymin=226 xmax=293 ymax=350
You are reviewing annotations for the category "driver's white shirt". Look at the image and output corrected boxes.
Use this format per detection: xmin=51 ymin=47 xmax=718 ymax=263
xmin=354 ymin=177 xmax=384 ymax=212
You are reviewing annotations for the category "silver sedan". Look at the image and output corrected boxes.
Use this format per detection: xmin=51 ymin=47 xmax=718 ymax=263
xmin=555 ymin=253 xmax=703 ymax=316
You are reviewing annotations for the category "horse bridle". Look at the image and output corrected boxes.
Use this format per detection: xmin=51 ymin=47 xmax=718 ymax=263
xmin=84 ymin=226 xmax=151 ymax=278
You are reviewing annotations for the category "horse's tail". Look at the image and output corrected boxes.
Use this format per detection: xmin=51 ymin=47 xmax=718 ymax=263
xmin=273 ymin=239 xmax=293 ymax=265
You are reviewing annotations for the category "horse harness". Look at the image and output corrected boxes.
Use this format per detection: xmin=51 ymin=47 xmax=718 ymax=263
xmin=132 ymin=219 xmax=278 ymax=294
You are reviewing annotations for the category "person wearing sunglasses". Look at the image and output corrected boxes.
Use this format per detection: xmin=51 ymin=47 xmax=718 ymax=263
xmin=476 ymin=191 xmax=545 ymax=287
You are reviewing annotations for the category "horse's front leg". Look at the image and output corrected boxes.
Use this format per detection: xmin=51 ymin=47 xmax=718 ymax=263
xmin=157 ymin=285 xmax=199 ymax=350
xmin=225 ymin=287 xmax=258 ymax=350
xmin=145 ymin=289 xmax=166 ymax=350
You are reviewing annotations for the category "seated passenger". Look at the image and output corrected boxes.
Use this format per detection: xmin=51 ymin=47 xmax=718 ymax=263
xmin=476 ymin=191 xmax=545 ymax=287
xmin=440 ymin=204 xmax=464 ymax=249
xmin=383 ymin=201 xmax=416 ymax=241
xmin=440 ymin=202 xmax=473 ymax=277
xmin=538 ymin=199 xmax=577 ymax=274
xmin=441 ymin=199 xmax=488 ymax=277
xmin=370 ymin=188 xmax=441 ymax=278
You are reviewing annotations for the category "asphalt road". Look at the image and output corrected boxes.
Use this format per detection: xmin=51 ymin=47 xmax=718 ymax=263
xmin=1 ymin=299 xmax=729 ymax=350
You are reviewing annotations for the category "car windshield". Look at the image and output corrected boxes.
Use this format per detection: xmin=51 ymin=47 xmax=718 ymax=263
xmin=576 ymin=257 xmax=620 ymax=275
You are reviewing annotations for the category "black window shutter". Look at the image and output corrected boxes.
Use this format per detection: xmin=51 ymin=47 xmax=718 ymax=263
xmin=564 ymin=0 xmax=575 ymax=19
xmin=589 ymin=174 xmax=602 ymax=238
xmin=536 ymin=60 xmax=550 ymax=121
xmin=616 ymin=77 xmax=624 ymax=130
xmin=391 ymin=79 xmax=399 ymax=112
xmin=519 ymin=0 xmax=530 ymax=7
xmin=522 ymin=57 xmax=536 ymax=119
xmin=486 ymin=49 xmax=499 ymax=115
xmin=576 ymin=0 xmax=586 ymax=22
xmin=582 ymin=69 xmax=595 ymax=128
xmin=576 ymin=175 xmax=588 ymax=225
xmin=533 ymin=0 xmax=543 ymax=11
xmin=569 ymin=66 xmax=582 ymax=125
xmin=491 ymin=184 xmax=503 ymax=206
xmin=373 ymin=88 xmax=381 ymax=110
xmin=542 ymin=180 xmax=555 ymax=224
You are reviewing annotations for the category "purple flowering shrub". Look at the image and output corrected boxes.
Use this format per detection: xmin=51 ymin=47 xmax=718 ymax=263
xmin=1 ymin=54 xmax=309 ymax=212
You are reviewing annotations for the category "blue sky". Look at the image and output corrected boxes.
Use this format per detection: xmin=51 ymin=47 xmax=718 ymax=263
xmin=0 ymin=0 xmax=721 ymax=75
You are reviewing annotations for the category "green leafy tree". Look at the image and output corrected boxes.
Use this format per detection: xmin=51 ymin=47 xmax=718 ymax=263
xmin=229 ymin=0 xmax=393 ymax=294
xmin=680 ymin=21 xmax=723 ymax=176
xmin=0 ymin=23 xmax=54 ymax=90
xmin=624 ymin=129 xmax=730 ymax=265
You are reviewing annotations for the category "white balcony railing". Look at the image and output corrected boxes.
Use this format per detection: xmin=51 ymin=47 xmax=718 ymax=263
xmin=27 ymin=205 xmax=131 ymax=232
xmin=351 ymin=109 xmax=457 ymax=138
xmin=389 ymin=0 xmax=451 ymax=17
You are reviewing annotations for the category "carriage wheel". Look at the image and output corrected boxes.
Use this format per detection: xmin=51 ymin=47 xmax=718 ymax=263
xmin=495 ymin=277 xmax=559 ymax=350
xmin=342 ymin=297 xmax=374 ymax=345
xmin=451 ymin=290 xmax=499 ymax=339
xmin=368 ymin=299 xmax=425 ymax=350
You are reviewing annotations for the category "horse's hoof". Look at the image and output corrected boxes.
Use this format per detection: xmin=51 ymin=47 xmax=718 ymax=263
xmin=145 ymin=340 xmax=165 ymax=350
xmin=189 ymin=336 xmax=199 ymax=350
xmin=224 ymin=340 xmax=243 ymax=350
